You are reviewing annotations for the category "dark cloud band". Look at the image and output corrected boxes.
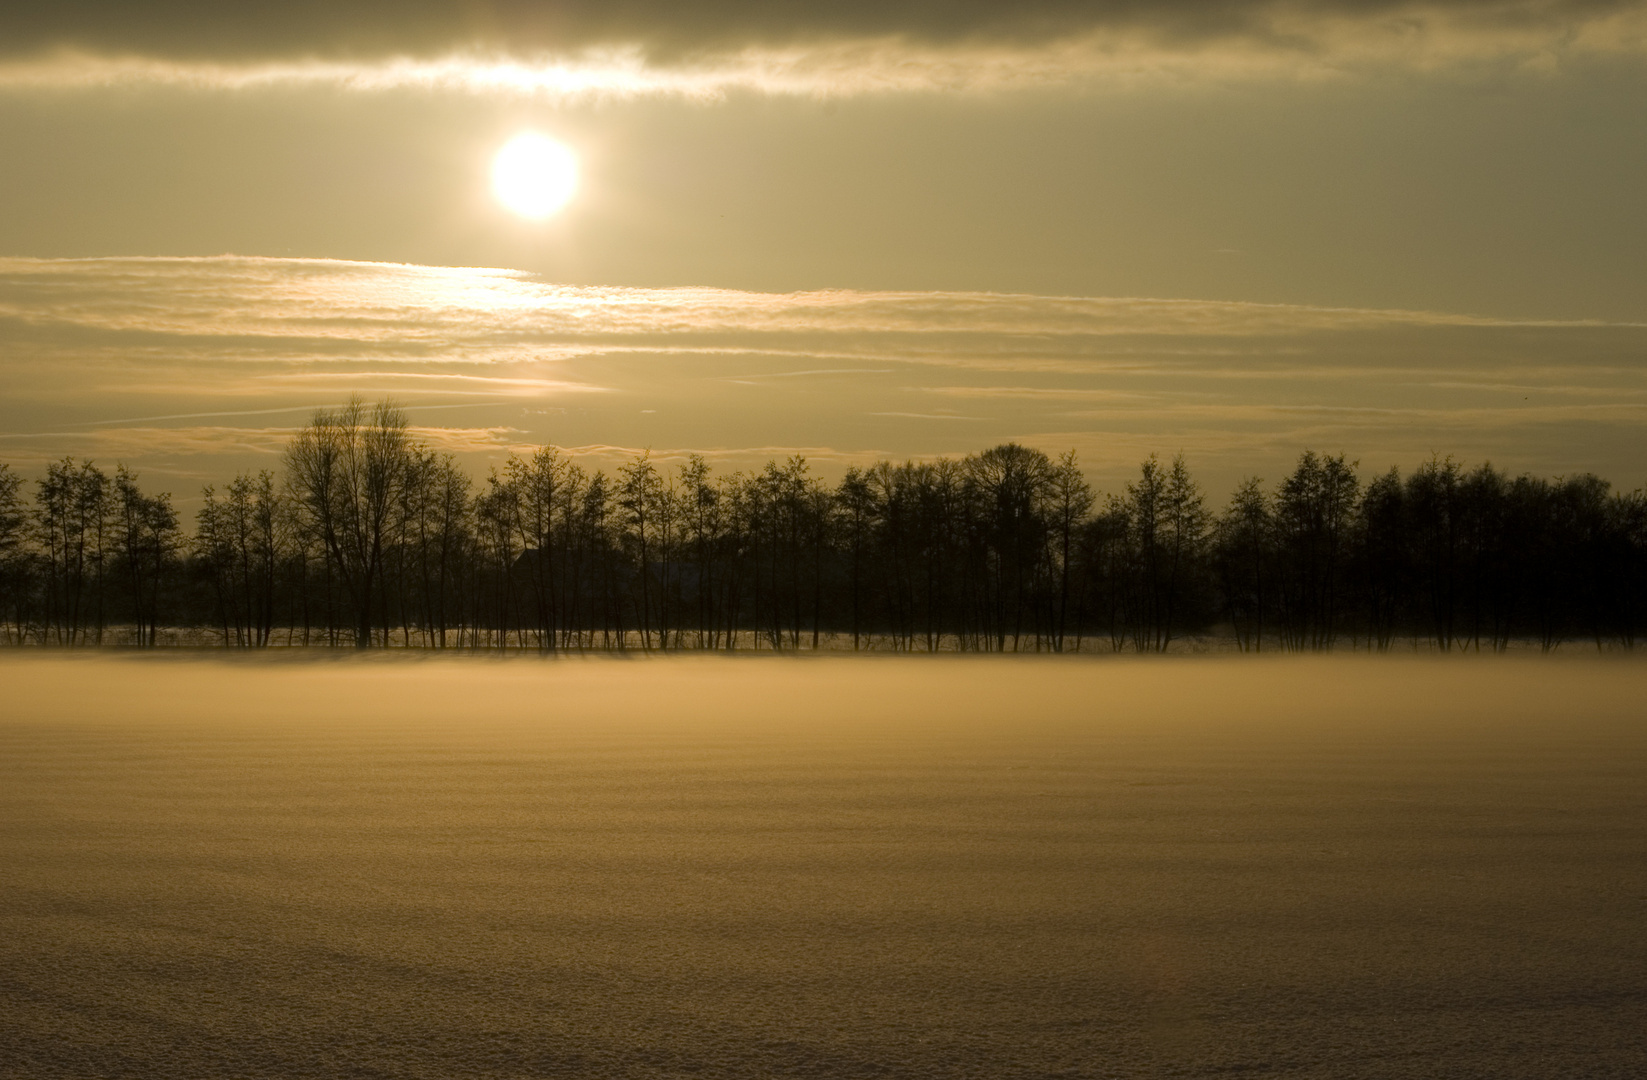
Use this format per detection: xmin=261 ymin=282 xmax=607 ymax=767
xmin=1 ymin=0 xmax=1637 ymax=61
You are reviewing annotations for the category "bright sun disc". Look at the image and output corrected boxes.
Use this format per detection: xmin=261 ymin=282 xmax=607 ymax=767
xmin=492 ymin=133 xmax=578 ymax=219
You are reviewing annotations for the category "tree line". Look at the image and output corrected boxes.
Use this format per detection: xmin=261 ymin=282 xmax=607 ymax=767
xmin=0 ymin=399 xmax=1642 ymax=652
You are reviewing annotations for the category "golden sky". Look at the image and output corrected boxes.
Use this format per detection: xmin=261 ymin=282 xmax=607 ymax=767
xmin=1 ymin=1 xmax=1643 ymax=501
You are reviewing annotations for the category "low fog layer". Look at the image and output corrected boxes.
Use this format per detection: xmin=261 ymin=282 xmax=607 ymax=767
xmin=3 ymin=655 xmax=1645 ymax=1077
xmin=4 ymin=651 xmax=1644 ymax=739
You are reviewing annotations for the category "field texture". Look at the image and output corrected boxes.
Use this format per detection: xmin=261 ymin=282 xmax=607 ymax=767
xmin=1 ymin=655 xmax=1645 ymax=1079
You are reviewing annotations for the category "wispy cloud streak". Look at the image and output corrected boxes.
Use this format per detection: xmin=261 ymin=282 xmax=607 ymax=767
xmin=1 ymin=255 xmax=1643 ymax=494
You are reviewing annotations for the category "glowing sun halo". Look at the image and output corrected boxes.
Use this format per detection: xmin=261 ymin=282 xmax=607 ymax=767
xmin=492 ymin=133 xmax=578 ymax=219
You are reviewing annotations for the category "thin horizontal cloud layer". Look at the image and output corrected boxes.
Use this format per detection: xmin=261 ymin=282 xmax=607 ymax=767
xmin=0 ymin=254 xmax=1612 ymax=344
xmin=2 ymin=1 xmax=1644 ymax=96
xmin=0 ymin=256 xmax=1643 ymax=503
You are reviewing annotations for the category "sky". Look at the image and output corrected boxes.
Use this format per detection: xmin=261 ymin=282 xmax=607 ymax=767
xmin=1 ymin=0 xmax=1644 ymax=505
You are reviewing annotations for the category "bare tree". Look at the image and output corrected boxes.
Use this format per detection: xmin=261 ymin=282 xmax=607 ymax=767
xmin=618 ymin=451 xmax=664 ymax=650
xmin=679 ymin=454 xmax=720 ymax=649
xmin=1405 ymin=456 xmax=1463 ymax=651
xmin=1355 ymin=467 xmax=1406 ymax=651
xmin=475 ymin=465 xmax=522 ymax=649
xmin=1214 ymin=477 xmax=1272 ymax=652
xmin=34 ymin=459 xmax=109 ymax=646
xmin=1273 ymin=451 xmax=1358 ymax=651
xmin=284 ymin=398 xmax=411 ymax=648
xmin=196 ymin=471 xmax=282 ymax=648
xmin=1047 ymin=450 xmax=1094 ymax=653
xmin=399 ymin=448 xmax=474 ymax=648
xmin=1120 ymin=454 xmax=1207 ymax=652
xmin=836 ymin=466 xmax=875 ymax=652
xmin=505 ymin=446 xmax=571 ymax=650
xmin=967 ymin=444 xmax=1053 ymax=652
xmin=0 ymin=464 xmax=26 ymax=644
xmin=114 ymin=467 xmax=180 ymax=648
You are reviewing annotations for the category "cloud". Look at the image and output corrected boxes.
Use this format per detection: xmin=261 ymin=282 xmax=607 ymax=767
xmin=1 ymin=255 xmax=1644 ymax=496
xmin=2 ymin=0 xmax=1641 ymax=60
xmin=0 ymin=425 xmax=296 ymax=465
xmin=256 ymin=371 xmax=611 ymax=395
xmin=867 ymin=412 xmax=993 ymax=421
xmin=720 ymin=368 xmax=896 ymax=380
xmin=0 ymin=422 xmax=537 ymax=472
xmin=0 ymin=2 xmax=1643 ymax=97
xmin=408 ymin=425 xmax=536 ymax=454
xmin=919 ymin=386 xmax=1150 ymax=401
xmin=555 ymin=443 xmax=879 ymax=465
xmin=5 ymin=254 xmax=1627 ymax=354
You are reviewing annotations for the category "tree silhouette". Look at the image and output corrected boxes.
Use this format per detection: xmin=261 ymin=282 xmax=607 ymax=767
xmin=284 ymin=397 xmax=411 ymax=648
xmin=0 ymin=416 xmax=1642 ymax=653
xmin=1273 ymin=451 xmax=1358 ymax=651
xmin=1354 ymin=467 xmax=1406 ymax=651
xmin=617 ymin=451 xmax=664 ymax=651
xmin=1047 ymin=451 xmax=1095 ymax=654
xmin=1214 ymin=477 xmax=1271 ymax=652
xmin=34 ymin=459 xmax=109 ymax=646
xmin=114 ymin=467 xmax=179 ymax=648
xmin=0 ymin=464 xmax=26 ymax=644
xmin=836 ymin=466 xmax=875 ymax=651
xmin=196 ymin=471 xmax=281 ymax=648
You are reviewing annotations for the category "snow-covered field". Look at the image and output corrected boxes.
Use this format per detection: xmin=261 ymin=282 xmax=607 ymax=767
xmin=2 ymin=655 xmax=1644 ymax=1078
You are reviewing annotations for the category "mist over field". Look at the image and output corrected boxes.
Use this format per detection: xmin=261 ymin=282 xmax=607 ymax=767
xmin=2 ymin=655 xmax=1645 ymax=1078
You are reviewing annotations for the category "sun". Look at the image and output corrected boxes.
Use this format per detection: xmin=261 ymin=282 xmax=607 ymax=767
xmin=491 ymin=133 xmax=578 ymax=219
